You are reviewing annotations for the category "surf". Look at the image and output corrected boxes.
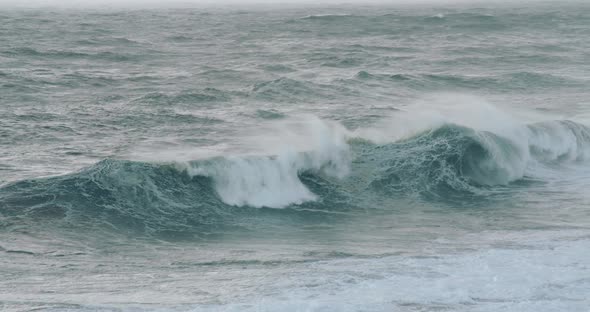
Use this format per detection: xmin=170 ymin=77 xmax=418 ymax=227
xmin=2 ymin=95 xmax=590 ymax=239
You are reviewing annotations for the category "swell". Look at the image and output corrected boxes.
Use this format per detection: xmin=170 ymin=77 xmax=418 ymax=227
xmin=134 ymin=89 xmax=236 ymax=105
xmin=353 ymin=71 xmax=584 ymax=91
xmin=299 ymin=14 xmax=358 ymax=21
xmin=1 ymin=119 xmax=589 ymax=237
xmin=2 ymin=47 xmax=142 ymax=62
xmin=292 ymin=11 xmax=574 ymax=32
xmin=250 ymin=77 xmax=353 ymax=102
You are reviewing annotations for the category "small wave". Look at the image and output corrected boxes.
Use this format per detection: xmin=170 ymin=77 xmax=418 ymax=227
xmin=134 ymin=88 xmax=234 ymax=105
xmin=352 ymin=71 xmax=581 ymax=91
xmin=255 ymin=109 xmax=286 ymax=120
xmin=251 ymin=77 xmax=326 ymax=102
xmin=300 ymin=14 xmax=357 ymax=21
xmin=166 ymin=34 xmax=194 ymax=42
xmin=297 ymin=12 xmax=501 ymax=30
xmin=355 ymin=71 xmax=412 ymax=81
xmin=321 ymin=56 xmax=362 ymax=68
xmin=440 ymin=12 xmax=496 ymax=21
xmin=75 ymin=36 xmax=145 ymax=46
xmin=2 ymin=47 xmax=139 ymax=62
xmin=419 ymin=12 xmax=498 ymax=24
xmin=260 ymin=64 xmax=297 ymax=73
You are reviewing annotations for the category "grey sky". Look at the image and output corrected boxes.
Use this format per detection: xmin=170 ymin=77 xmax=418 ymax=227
xmin=0 ymin=0 xmax=566 ymax=8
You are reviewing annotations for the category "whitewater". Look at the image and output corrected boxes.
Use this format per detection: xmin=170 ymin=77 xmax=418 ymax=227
xmin=1 ymin=1 xmax=590 ymax=311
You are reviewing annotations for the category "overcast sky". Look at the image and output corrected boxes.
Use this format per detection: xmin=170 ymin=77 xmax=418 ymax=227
xmin=0 ymin=0 xmax=567 ymax=8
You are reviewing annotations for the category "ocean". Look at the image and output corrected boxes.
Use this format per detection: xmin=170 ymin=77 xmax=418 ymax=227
xmin=1 ymin=1 xmax=590 ymax=311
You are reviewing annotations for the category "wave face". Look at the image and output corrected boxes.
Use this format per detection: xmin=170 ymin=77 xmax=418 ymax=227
xmin=0 ymin=160 xmax=228 ymax=236
xmin=361 ymin=119 xmax=590 ymax=198
xmin=363 ymin=125 xmax=524 ymax=198
xmin=2 ymin=107 xmax=590 ymax=237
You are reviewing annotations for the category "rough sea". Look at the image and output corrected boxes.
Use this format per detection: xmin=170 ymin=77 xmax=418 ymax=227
xmin=1 ymin=1 xmax=590 ymax=311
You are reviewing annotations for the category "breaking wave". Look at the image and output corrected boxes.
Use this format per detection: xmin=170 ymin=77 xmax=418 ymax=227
xmin=1 ymin=99 xmax=589 ymax=236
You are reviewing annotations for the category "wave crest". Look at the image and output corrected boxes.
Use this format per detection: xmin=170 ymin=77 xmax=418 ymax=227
xmin=2 ymin=101 xmax=590 ymax=235
xmin=365 ymin=124 xmax=527 ymax=199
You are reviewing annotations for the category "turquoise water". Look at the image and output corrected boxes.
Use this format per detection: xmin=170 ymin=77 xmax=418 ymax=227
xmin=1 ymin=2 xmax=590 ymax=311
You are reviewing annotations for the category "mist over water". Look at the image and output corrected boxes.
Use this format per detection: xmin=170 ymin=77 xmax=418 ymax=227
xmin=1 ymin=1 xmax=590 ymax=311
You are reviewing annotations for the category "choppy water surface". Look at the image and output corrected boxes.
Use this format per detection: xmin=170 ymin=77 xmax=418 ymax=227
xmin=1 ymin=2 xmax=590 ymax=311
